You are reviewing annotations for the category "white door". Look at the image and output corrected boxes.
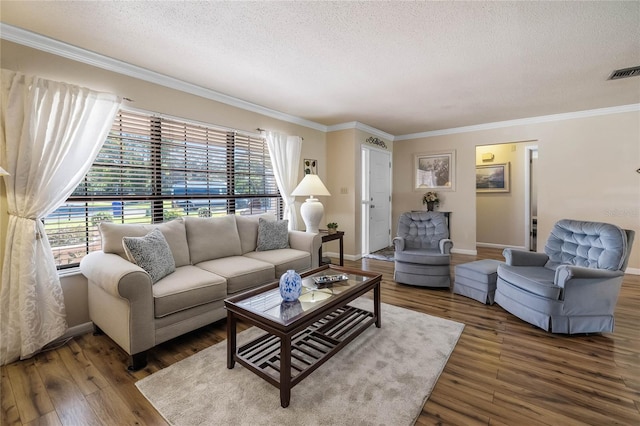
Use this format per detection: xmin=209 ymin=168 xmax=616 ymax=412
xmin=368 ymin=149 xmax=391 ymax=252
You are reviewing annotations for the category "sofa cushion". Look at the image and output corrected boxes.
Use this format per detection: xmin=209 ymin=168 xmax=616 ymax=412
xmin=497 ymin=264 xmax=560 ymax=299
xmin=236 ymin=213 xmax=276 ymax=254
xmin=395 ymin=248 xmax=450 ymax=265
xmin=185 ymin=215 xmax=242 ymax=264
xmin=153 ymin=265 xmax=227 ymax=317
xmin=122 ymin=229 xmax=176 ymax=283
xmin=100 ymin=218 xmax=190 ymax=267
xmin=196 ymin=256 xmax=275 ymax=294
xmin=244 ymin=249 xmax=311 ymax=277
xmin=256 ymin=218 xmax=290 ymax=251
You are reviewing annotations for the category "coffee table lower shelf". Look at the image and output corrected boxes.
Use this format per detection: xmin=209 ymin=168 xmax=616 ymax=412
xmin=234 ymin=305 xmax=375 ymax=405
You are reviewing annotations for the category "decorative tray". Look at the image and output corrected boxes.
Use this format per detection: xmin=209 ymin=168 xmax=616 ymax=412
xmin=312 ymin=274 xmax=349 ymax=286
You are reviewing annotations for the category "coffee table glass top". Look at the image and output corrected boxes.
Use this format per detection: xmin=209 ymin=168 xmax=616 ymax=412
xmin=235 ymin=270 xmax=371 ymax=325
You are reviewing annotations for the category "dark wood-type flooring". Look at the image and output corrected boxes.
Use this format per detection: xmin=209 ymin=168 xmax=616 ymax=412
xmin=2 ymin=248 xmax=639 ymax=425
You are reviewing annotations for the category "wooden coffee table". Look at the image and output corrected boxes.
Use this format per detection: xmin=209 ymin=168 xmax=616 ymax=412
xmin=225 ymin=265 xmax=382 ymax=408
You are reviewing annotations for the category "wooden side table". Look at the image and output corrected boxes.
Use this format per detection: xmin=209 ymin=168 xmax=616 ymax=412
xmin=318 ymin=230 xmax=344 ymax=266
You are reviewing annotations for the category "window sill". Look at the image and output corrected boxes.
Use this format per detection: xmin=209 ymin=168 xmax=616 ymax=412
xmin=58 ymin=267 xmax=82 ymax=278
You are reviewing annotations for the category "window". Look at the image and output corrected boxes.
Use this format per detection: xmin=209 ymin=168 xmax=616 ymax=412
xmin=45 ymin=109 xmax=281 ymax=268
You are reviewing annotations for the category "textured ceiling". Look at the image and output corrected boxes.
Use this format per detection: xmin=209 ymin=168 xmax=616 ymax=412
xmin=1 ymin=1 xmax=639 ymax=136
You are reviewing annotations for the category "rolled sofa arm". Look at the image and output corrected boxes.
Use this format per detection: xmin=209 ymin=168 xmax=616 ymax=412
xmin=288 ymin=230 xmax=322 ymax=268
xmin=80 ymin=251 xmax=154 ymax=356
xmin=554 ymin=265 xmax=625 ymax=288
xmin=392 ymin=237 xmax=405 ymax=252
xmin=439 ymin=238 xmax=453 ymax=254
xmin=503 ymin=248 xmax=549 ymax=266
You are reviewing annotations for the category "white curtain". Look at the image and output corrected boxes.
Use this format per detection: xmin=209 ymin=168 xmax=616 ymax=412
xmin=266 ymin=132 xmax=302 ymax=230
xmin=0 ymin=70 xmax=121 ymax=365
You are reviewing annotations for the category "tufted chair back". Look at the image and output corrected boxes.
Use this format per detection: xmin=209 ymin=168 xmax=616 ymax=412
xmin=544 ymin=219 xmax=632 ymax=271
xmin=396 ymin=211 xmax=449 ymax=250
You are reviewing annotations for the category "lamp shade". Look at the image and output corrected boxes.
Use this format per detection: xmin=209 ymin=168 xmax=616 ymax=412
xmin=291 ymin=174 xmax=331 ymax=197
xmin=291 ymin=174 xmax=331 ymax=233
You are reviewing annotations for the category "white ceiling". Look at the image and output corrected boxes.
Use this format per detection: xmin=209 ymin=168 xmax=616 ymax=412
xmin=1 ymin=1 xmax=639 ymax=136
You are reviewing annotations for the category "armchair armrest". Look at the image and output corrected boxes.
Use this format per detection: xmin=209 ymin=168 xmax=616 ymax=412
xmin=503 ymin=248 xmax=549 ymax=266
xmin=392 ymin=237 xmax=405 ymax=252
xmin=554 ymin=265 xmax=624 ymax=288
xmin=554 ymin=265 xmax=625 ymax=314
xmin=288 ymin=230 xmax=322 ymax=268
xmin=439 ymin=238 xmax=453 ymax=254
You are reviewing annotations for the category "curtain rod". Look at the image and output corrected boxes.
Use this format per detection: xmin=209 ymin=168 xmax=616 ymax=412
xmin=256 ymin=128 xmax=304 ymax=140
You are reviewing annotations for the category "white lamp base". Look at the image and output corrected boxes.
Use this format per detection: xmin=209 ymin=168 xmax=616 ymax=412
xmin=300 ymin=197 xmax=324 ymax=233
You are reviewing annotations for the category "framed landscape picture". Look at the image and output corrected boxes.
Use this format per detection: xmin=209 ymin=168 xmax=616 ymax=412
xmin=476 ymin=163 xmax=510 ymax=192
xmin=414 ymin=150 xmax=455 ymax=191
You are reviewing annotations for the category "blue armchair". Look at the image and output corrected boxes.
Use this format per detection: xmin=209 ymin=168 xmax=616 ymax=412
xmin=495 ymin=219 xmax=634 ymax=334
xmin=393 ymin=211 xmax=453 ymax=287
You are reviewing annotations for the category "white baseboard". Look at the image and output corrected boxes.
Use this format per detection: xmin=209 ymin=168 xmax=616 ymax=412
xmin=476 ymin=242 xmax=526 ymax=250
xmin=451 ymin=248 xmax=477 ymax=255
xmin=323 ymin=251 xmax=361 ymax=262
xmin=59 ymin=322 xmax=94 ymax=342
xmin=625 ymin=267 xmax=640 ymax=275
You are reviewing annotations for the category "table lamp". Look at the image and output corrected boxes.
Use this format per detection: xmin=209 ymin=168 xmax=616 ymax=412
xmin=291 ymin=174 xmax=331 ymax=233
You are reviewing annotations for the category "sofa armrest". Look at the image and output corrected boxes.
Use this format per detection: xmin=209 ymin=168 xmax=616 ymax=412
xmin=288 ymin=230 xmax=322 ymax=268
xmin=80 ymin=251 xmax=152 ymax=300
xmin=80 ymin=251 xmax=154 ymax=357
xmin=439 ymin=239 xmax=453 ymax=254
xmin=554 ymin=265 xmax=624 ymax=288
xmin=503 ymin=248 xmax=549 ymax=266
xmin=392 ymin=237 xmax=405 ymax=252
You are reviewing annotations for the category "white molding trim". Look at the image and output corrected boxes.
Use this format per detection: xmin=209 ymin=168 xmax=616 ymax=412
xmin=327 ymin=121 xmax=395 ymax=141
xmin=625 ymin=267 xmax=640 ymax=276
xmin=45 ymin=322 xmax=94 ymax=348
xmin=476 ymin=242 xmax=525 ymax=250
xmin=451 ymin=248 xmax=478 ymax=256
xmin=4 ymin=23 xmax=638 ymax=141
xmin=0 ymin=23 xmax=328 ymax=132
xmin=395 ymin=103 xmax=640 ymax=141
xmin=323 ymin=251 xmax=362 ymax=262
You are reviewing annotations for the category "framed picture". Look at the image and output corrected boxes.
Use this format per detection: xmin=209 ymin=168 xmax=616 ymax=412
xmin=476 ymin=163 xmax=510 ymax=192
xmin=414 ymin=150 xmax=455 ymax=191
xmin=303 ymin=159 xmax=317 ymax=175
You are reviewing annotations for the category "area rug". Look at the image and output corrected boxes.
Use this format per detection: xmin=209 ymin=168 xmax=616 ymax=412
xmin=136 ymin=299 xmax=464 ymax=426
xmin=364 ymin=246 xmax=395 ymax=261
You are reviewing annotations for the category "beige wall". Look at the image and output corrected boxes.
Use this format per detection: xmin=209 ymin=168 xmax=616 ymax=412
xmin=476 ymin=142 xmax=530 ymax=247
xmin=324 ymin=129 xmax=394 ymax=259
xmin=0 ymin=40 xmax=328 ymax=326
xmin=393 ymin=111 xmax=640 ymax=270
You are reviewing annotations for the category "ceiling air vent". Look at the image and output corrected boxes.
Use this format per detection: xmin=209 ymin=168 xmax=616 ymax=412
xmin=608 ymin=66 xmax=640 ymax=80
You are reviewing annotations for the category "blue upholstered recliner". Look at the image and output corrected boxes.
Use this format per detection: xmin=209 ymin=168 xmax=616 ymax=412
xmin=393 ymin=211 xmax=453 ymax=287
xmin=495 ymin=219 xmax=634 ymax=334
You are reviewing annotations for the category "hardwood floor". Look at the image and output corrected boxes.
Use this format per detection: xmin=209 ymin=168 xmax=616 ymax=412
xmin=2 ymin=248 xmax=639 ymax=425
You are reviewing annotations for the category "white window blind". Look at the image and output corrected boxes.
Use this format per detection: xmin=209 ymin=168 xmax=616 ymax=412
xmin=45 ymin=109 xmax=281 ymax=268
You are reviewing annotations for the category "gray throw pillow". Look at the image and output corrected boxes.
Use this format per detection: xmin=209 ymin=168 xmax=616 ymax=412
xmin=122 ymin=228 xmax=176 ymax=283
xmin=256 ymin=218 xmax=290 ymax=251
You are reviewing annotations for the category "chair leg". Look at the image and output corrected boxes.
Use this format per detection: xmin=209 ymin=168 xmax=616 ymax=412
xmin=128 ymin=351 xmax=148 ymax=371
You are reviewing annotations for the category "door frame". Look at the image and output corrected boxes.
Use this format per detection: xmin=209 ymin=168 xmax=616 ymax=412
xmin=524 ymin=145 xmax=538 ymax=251
xmin=361 ymin=145 xmax=392 ymax=255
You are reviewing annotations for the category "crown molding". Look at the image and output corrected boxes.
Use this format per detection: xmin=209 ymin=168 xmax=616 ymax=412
xmin=0 ymin=23 xmax=328 ymax=132
xmin=3 ymin=24 xmax=637 ymax=141
xmin=395 ymin=103 xmax=640 ymax=141
xmin=326 ymin=121 xmax=394 ymax=141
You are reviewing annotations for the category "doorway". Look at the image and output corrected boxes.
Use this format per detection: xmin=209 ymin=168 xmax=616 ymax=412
xmin=475 ymin=141 xmax=538 ymax=249
xmin=361 ymin=146 xmax=392 ymax=254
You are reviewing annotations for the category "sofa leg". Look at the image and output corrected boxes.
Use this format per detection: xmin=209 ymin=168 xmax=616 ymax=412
xmin=128 ymin=352 xmax=148 ymax=371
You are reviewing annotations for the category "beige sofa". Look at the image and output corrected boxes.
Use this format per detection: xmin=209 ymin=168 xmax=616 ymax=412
xmin=80 ymin=213 xmax=321 ymax=370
